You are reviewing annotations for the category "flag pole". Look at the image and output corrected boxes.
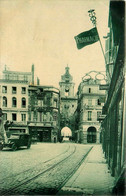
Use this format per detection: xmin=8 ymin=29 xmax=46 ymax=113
xmin=88 ymin=9 xmax=107 ymax=65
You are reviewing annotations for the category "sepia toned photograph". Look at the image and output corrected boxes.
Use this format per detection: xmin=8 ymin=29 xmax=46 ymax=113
xmin=0 ymin=0 xmax=125 ymax=195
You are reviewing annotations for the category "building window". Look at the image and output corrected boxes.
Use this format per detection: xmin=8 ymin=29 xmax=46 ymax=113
xmin=43 ymin=113 xmax=46 ymax=121
xmin=89 ymin=88 xmax=91 ymax=93
xmin=21 ymin=114 xmax=26 ymax=122
xmin=97 ymin=111 xmax=101 ymax=121
xmin=12 ymin=113 xmax=17 ymax=121
xmin=24 ymin=75 xmax=28 ymax=81
xmin=2 ymin=86 xmax=7 ymax=93
xmin=88 ymin=111 xmax=92 ymax=121
xmin=38 ymin=100 xmax=43 ymax=107
xmin=39 ymin=112 xmax=42 ymax=122
xmin=47 ymin=97 xmax=51 ymax=106
xmin=118 ymin=99 xmax=123 ymax=135
xmin=22 ymin=97 xmax=26 ymax=108
xmin=46 ymin=112 xmax=51 ymax=121
xmin=12 ymin=87 xmax=17 ymax=94
xmin=97 ymin=99 xmax=101 ymax=105
xmin=54 ymin=99 xmax=58 ymax=108
xmin=53 ymin=112 xmax=57 ymax=121
xmin=88 ymin=99 xmax=92 ymax=105
xmin=3 ymin=113 xmax=7 ymax=120
xmin=12 ymin=74 xmax=18 ymax=80
xmin=28 ymin=111 xmax=31 ymax=121
xmin=22 ymin=87 xmax=26 ymax=94
xmin=12 ymin=97 xmax=17 ymax=107
xmin=33 ymin=111 xmax=37 ymax=121
xmin=5 ymin=74 xmax=9 ymax=80
xmin=3 ymin=96 xmax=7 ymax=107
xmin=64 ymin=105 xmax=69 ymax=109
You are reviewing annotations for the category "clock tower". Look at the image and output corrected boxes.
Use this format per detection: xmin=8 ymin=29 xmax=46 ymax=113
xmin=59 ymin=66 xmax=77 ymax=132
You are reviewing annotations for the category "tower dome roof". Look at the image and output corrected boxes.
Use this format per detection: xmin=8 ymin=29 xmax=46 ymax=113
xmin=61 ymin=66 xmax=73 ymax=82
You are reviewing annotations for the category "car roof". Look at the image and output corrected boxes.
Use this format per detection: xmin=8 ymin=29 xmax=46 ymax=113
xmin=11 ymin=133 xmax=30 ymax=136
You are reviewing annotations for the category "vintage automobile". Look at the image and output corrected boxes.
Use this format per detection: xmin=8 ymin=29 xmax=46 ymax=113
xmin=0 ymin=133 xmax=31 ymax=151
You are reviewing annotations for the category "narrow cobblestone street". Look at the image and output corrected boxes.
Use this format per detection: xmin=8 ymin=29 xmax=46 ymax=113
xmin=0 ymin=142 xmax=93 ymax=195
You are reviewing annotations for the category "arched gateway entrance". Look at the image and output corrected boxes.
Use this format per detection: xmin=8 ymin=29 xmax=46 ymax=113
xmin=61 ymin=127 xmax=72 ymax=137
xmin=60 ymin=127 xmax=72 ymax=142
xmin=87 ymin=126 xmax=96 ymax=143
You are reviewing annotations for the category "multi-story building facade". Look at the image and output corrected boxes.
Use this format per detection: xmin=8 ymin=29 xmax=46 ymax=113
xmin=0 ymin=65 xmax=36 ymax=135
xmin=76 ymin=71 xmax=106 ymax=144
xmin=101 ymin=1 xmax=125 ymax=193
xmin=59 ymin=66 xmax=77 ymax=138
xmin=28 ymin=85 xmax=60 ymax=142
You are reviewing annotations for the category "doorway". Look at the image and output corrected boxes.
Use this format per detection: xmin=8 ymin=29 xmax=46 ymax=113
xmin=87 ymin=126 xmax=96 ymax=143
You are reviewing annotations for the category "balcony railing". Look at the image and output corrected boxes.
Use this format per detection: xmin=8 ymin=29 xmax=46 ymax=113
xmin=29 ymin=105 xmax=59 ymax=112
xmin=28 ymin=121 xmax=57 ymax=127
xmin=10 ymin=122 xmax=27 ymax=126
xmin=84 ymin=105 xmax=94 ymax=110
xmin=84 ymin=105 xmax=103 ymax=110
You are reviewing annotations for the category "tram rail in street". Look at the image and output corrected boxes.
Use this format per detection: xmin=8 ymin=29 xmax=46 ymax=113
xmin=1 ymin=144 xmax=76 ymax=195
xmin=0 ymin=144 xmax=70 ymax=184
xmin=1 ymin=144 xmax=93 ymax=195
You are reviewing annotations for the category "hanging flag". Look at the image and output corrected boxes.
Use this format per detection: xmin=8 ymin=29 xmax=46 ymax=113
xmin=74 ymin=27 xmax=99 ymax=49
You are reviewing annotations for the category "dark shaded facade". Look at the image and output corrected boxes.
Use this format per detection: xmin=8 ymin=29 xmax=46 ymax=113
xmin=28 ymin=85 xmax=60 ymax=142
xmin=101 ymin=1 xmax=125 ymax=194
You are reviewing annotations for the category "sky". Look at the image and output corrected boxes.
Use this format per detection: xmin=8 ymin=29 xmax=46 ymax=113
xmin=0 ymin=0 xmax=109 ymax=92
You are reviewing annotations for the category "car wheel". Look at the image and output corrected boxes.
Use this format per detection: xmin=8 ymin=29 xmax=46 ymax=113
xmin=27 ymin=141 xmax=31 ymax=149
xmin=11 ymin=144 xmax=17 ymax=151
xmin=0 ymin=144 xmax=3 ymax=150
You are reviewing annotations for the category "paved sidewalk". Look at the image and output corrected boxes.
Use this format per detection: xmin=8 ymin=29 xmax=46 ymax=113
xmin=58 ymin=144 xmax=115 ymax=195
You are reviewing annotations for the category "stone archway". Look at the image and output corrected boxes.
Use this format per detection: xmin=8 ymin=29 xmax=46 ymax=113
xmin=87 ymin=126 xmax=97 ymax=143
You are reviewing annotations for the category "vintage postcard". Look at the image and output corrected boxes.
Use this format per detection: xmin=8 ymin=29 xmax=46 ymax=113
xmin=0 ymin=0 xmax=125 ymax=195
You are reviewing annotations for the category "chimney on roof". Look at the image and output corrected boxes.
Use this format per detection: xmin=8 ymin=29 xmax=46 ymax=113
xmin=37 ymin=77 xmax=40 ymax=85
xmin=31 ymin=64 xmax=34 ymax=84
